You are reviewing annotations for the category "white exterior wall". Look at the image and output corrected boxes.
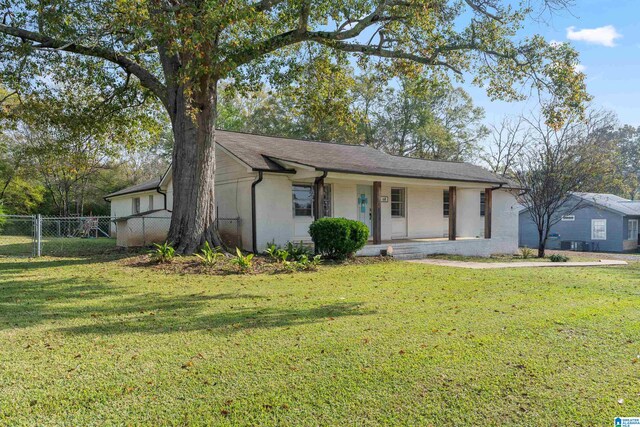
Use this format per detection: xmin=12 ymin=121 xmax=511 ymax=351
xmin=331 ymin=181 xmax=358 ymax=220
xmin=213 ymin=148 xmax=255 ymax=249
xmin=405 ymin=186 xmax=447 ymax=239
xmin=488 ymin=189 xmax=519 ymax=253
xmin=456 ymin=188 xmax=484 ymax=238
xmin=109 ymin=190 xmax=159 ymax=218
xmin=255 ymin=174 xmax=295 ymax=250
xmin=109 ymin=190 xmax=161 ymax=234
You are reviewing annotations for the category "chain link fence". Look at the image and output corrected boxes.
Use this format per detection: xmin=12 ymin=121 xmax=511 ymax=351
xmin=0 ymin=215 xmax=37 ymax=256
xmin=0 ymin=214 xmax=242 ymax=257
xmin=0 ymin=215 xmax=116 ymax=257
xmin=113 ymin=215 xmax=171 ymax=248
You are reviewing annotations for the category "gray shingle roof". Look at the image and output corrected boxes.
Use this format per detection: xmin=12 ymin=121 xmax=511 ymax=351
xmin=104 ymin=178 xmax=161 ymax=200
xmin=572 ymin=192 xmax=640 ymax=216
xmin=216 ymin=130 xmax=510 ymax=185
xmin=106 ymin=131 xmax=515 ymax=201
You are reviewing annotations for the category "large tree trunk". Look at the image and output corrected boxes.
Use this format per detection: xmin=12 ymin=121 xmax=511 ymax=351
xmin=167 ymin=82 xmax=221 ymax=254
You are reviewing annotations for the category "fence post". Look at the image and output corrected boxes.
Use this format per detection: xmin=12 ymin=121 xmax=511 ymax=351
xmin=36 ymin=214 xmax=42 ymax=257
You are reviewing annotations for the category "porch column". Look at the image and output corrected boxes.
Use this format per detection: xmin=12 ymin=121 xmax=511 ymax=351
xmin=448 ymin=186 xmax=457 ymax=241
xmin=373 ymin=181 xmax=382 ymax=244
xmin=484 ymin=188 xmax=492 ymax=239
xmin=313 ymin=174 xmax=326 ymax=220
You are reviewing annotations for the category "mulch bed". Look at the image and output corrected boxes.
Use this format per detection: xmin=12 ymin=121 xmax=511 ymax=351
xmin=120 ymin=253 xmax=395 ymax=275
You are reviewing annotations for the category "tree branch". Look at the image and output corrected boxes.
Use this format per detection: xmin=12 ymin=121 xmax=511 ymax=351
xmin=0 ymin=24 xmax=168 ymax=107
xmin=464 ymin=0 xmax=504 ymax=23
xmin=310 ymin=39 xmax=463 ymax=75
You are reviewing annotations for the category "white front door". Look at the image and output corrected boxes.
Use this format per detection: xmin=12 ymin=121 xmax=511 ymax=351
xmin=356 ymin=185 xmax=373 ymax=237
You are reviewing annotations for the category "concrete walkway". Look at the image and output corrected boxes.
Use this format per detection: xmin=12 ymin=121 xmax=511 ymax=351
xmin=407 ymin=259 xmax=628 ymax=269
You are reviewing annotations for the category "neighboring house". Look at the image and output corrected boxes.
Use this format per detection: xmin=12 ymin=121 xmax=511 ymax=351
xmin=519 ymin=192 xmax=640 ymax=253
xmin=105 ymin=130 xmax=521 ymax=257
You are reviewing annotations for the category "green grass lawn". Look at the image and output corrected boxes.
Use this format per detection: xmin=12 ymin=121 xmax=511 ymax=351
xmin=0 ymin=235 xmax=118 ymax=257
xmin=1 ymin=254 xmax=639 ymax=426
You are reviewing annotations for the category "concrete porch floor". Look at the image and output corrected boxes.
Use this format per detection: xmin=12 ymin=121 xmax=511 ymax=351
xmin=356 ymin=236 xmax=514 ymax=259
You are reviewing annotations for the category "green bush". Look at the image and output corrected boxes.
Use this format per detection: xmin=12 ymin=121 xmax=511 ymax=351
xmin=549 ymin=254 xmax=569 ymax=263
xmin=308 ymin=217 xmax=369 ymax=260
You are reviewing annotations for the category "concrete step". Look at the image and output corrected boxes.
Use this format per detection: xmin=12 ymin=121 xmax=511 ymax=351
xmin=393 ymin=253 xmax=435 ymax=260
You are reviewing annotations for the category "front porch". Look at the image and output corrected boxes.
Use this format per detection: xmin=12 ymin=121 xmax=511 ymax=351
xmin=253 ymin=167 xmax=519 ymax=256
xmin=309 ymin=172 xmax=499 ymax=245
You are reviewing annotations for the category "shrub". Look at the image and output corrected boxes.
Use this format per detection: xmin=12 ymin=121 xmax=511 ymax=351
xmin=308 ymin=217 xmax=369 ymax=260
xmin=150 ymin=241 xmax=176 ymax=263
xmin=549 ymin=254 xmax=569 ymax=262
xmin=520 ymin=246 xmax=534 ymax=259
xmin=231 ymin=247 xmax=254 ymax=272
xmin=195 ymin=241 xmax=224 ymax=266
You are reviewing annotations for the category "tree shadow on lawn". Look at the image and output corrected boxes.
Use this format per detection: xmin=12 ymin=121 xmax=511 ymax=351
xmin=0 ymin=274 xmax=373 ymax=335
xmin=59 ymin=301 xmax=372 ymax=336
xmin=0 ymin=250 xmax=146 ymax=274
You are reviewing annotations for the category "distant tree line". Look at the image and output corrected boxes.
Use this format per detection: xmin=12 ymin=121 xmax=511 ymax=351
xmin=217 ymin=48 xmax=488 ymax=162
xmin=0 ymin=84 xmax=170 ymax=216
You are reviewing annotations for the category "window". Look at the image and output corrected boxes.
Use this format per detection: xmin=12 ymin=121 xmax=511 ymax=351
xmin=628 ymin=219 xmax=638 ymax=240
xmin=561 ymin=215 xmax=575 ymax=221
xmin=132 ymin=197 xmax=141 ymax=214
xmin=292 ymin=184 xmax=313 ymax=217
xmin=148 ymin=195 xmax=154 ymax=211
xmin=391 ymin=188 xmax=406 ymax=218
xmin=591 ymin=219 xmax=607 ymax=240
xmin=480 ymin=191 xmax=486 ymax=217
xmin=322 ymin=184 xmax=332 ymax=217
xmin=443 ymin=190 xmax=450 ymax=217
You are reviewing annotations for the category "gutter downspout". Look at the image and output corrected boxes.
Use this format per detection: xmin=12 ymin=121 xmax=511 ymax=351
xmin=251 ymin=171 xmax=264 ymax=253
xmin=156 ymin=186 xmax=171 ymax=212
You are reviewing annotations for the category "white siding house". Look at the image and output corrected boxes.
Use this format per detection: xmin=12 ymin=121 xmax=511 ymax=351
xmin=106 ymin=130 xmax=520 ymax=257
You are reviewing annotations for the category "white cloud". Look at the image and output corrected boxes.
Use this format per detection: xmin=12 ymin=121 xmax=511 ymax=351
xmin=566 ymin=25 xmax=622 ymax=47
xmin=574 ymin=64 xmax=587 ymax=73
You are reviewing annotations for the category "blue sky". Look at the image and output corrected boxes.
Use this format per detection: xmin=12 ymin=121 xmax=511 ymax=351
xmin=465 ymin=0 xmax=640 ymax=126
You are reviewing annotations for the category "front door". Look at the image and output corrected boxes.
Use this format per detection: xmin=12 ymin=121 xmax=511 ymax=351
xmin=357 ymin=185 xmax=373 ymax=237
